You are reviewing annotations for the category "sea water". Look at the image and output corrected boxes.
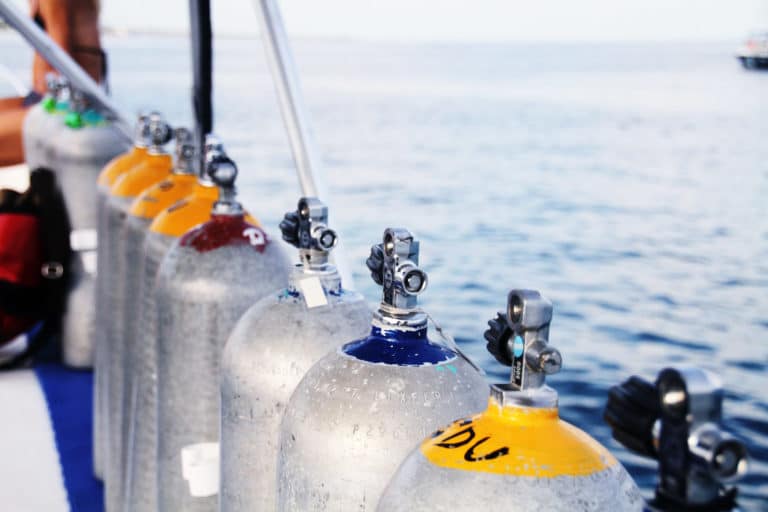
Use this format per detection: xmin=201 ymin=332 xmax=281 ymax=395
xmin=1 ymin=32 xmax=766 ymax=507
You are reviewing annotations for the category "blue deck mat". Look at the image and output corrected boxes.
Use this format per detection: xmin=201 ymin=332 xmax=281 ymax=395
xmin=35 ymin=363 xmax=104 ymax=511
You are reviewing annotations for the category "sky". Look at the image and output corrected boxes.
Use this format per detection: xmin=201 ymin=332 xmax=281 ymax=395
xmin=105 ymin=0 xmax=768 ymax=42
xmin=7 ymin=0 xmax=768 ymax=42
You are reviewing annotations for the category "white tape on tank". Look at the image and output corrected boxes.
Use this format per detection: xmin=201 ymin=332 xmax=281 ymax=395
xmin=299 ymin=276 xmax=328 ymax=308
xmin=181 ymin=442 xmax=220 ymax=498
xmin=70 ymin=229 xmax=97 ymax=252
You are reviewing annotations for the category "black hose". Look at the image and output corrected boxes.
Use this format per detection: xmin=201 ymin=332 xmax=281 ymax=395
xmin=189 ymin=0 xmax=213 ymax=172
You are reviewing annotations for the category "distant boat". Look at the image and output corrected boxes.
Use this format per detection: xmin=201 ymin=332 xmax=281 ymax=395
xmin=736 ymin=32 xmax=768 ymax=70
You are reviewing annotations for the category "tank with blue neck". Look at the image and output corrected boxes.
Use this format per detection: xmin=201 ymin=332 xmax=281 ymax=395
xmin=342 ymin=228 xmax=454 ymax=366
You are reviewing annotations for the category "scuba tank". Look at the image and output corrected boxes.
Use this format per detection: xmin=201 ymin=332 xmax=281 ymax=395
xmin=119 ymin=128 xmax=197 ymax=512
xmin=123 ymin=136 xmax=228 ymax=512
xmin=41 ymin=77 xmax=73 ymax=168
xmin=52 ymin=89 xmax=129 ymax=233
xmin=21 ymin=73 xmax=59 ymax=169
xmin=92 ymin=113 xmax=151 ymax=481
xmin=121 ymin=126 xmax=196 ymax=406
xmin=377 ymin=289 xmax=644 ymax=512
xmin=57 ymin=90 xmax=130 ymax=369
xmin=155 ymin=152 xmax=290 ymax=511
xmin=604 ymin=367 xmax=749 ymax=511
xmin=220 ymin=197 xmax=371 ymax=511
xmin=60 ymin=243 xmax=98 ymax=368
xmin=277 ymin=228 xmax=488 ymax=511
xmin=103 ymin=113 xmax=173 ymax=512
xmin=22 ymin=75 xmax=70 ymax=170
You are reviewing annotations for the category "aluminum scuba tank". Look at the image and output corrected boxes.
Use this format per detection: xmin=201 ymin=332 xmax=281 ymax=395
xmin=104 ymin=113 xmax=173 ymax=512
xmin=61 ymin=249 xmax=98 ymax=366
xmin=60 ymin=234 xmax=99 ymax=368
xmin=123 ymin=136 xmax=228 ymax=512
xmin=377 ymin=289 xmax=644 ymax=512
xmin=220 ymin=197 xmax=371 ymax=511
xmin=41 ymin=77 xmax=73 ymax=168
xmin=23 ymin=75 xmax=70 ymax=170
xmin=57 ymin=91 xmax=130 ymax=369
xmin=277 ymin=228 xmax=488 ymax=511
xmin=155 ymin=152 xmax=290 ymax=511
xmin=604 ymin=367 xmax=749 ymax=511
xmin=118 ymin=128 xmax=197 ymax=512
xmin=93 ymin=113 xmax=151 ymax=481
xmin=52 ymin=90 xmax=129 ymax=233
xmin=21 ymin=73 xmax=59 ymax=168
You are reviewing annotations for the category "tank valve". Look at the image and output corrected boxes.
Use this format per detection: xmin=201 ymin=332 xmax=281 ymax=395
xmin=65 ymin=90 xmax=88 ymax=128
xmin=55 ymin=75 xmax=71 ymax=102
xmin=173 ymin=128 xmax=195 ymax=174
xmin=206 ymin=149 xmax=242 ymax=215
xmin=195 ymin=134 xmax=224 ymax=182
xmin=132 ymin=113 xmax=151 ymax=147
xmin=484 ymin=290 xmax=561 ymax=392
xmin=604 ymin=367 xmax=749 ymax=511
xmin=41 ymin=72 xmax=61 ymax=110
xmin=147 ymin=113 xmax=172 ymax=153
xmin=279 ymin=198 xmax=337 ymax=270
xmin=367 ymin=228 xmax=428 ymax=311
xmin=44 ymin=72 xmax=58 ymax=94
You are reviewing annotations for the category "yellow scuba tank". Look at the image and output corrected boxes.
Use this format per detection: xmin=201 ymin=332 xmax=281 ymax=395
xmin=119 ymin=128 xmax=198 ymax=512
xmin=377 ymin=290 xmax=644 ymax=512
xmin=92 ymin=113 xmax=151 ymax=482
xmin=103 ymin=113 xmax=173 ymax=512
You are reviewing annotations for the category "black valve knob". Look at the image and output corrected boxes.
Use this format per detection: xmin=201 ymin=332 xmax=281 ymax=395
xmin=279 ymin=211 xmax=301 ymax=246
xmin=366 ymin=243 xmax=385 ymax=286
xmin=484 ymin=312 xmax=513 ymax=366
xmin=603 ymin=375 xmax=660 ymax=458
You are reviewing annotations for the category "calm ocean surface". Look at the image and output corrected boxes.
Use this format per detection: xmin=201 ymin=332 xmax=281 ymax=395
xmin=2 ymin=32 xmax=767 ymax=508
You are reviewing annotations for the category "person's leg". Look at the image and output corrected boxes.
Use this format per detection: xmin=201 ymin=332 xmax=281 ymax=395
xmin=0 ymin=97 xmax=27 ymax=167
xmin=32 ymin=0 xmax=103 ymax=92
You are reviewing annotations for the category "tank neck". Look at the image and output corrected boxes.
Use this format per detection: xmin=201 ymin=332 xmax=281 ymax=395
xmin=211 ymin=199 xmax=243 ymax=216
xmin=188 ymin=179 xmax=219 ymax=201
xmin=342 ymin=323 xmax=455 ymax=366
xmin=372 ymin=303 xmax=428 ymax=332
xmin=288 ymin=264 xmax=342 ymax=295
xmin=172 ymin=165 xmax=196 ymax=176
xmin=489 ymin=383 xmax=559 ymax=410
xmin=147 ymin=146 xmax=169 ymax=156
xmin=197 ymin=176 xmax=216 ymax=188
xmin=206 ymin=212 xmax=245 ymax=226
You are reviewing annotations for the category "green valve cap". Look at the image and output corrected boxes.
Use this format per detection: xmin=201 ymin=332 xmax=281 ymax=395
xmin=42 ymin=96 xmax=56 ymax=112
xmin=65 ymin=111 xmax=84 ymax=128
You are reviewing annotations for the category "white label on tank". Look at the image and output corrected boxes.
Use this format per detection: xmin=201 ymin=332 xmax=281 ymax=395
xmin=81 ymin=250 xmax=97 ymax=275
xmin=180 ymin=442 xmax=220 ymax=498
xmin=299 ymin=276 xmax=328 ymax=308
xmin=70 ymin=229 xmax=97 ymax=252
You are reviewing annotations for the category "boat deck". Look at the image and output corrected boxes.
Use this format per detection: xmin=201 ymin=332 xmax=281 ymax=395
xmin=1 ymin=363 xmax=102 ymax=511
